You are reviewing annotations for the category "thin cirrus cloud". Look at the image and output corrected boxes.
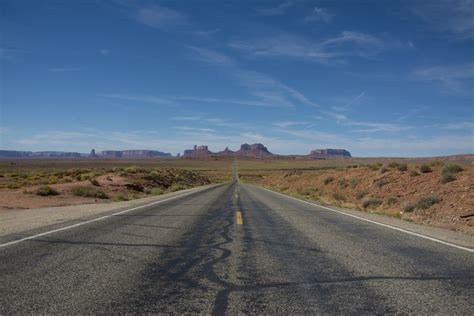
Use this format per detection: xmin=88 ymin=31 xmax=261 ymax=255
xmin=188 ymin=46 xmax=319 ymax=108
xmin=411 ymin=0 xmax=474 ymax=40
xmin=228 ymin=30 xmax=397 ymax=64
xmin=134 ymin=5 xmax=188 ymax=30
xmin=255 ymin=2 xmax=293 ymax=16
xmin=304 ymin=7 xmax=332 ymax=23
xmin=414 ymin=62 xmax=474 ymax=92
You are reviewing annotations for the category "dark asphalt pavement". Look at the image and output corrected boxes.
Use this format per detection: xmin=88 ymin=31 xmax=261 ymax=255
xmin=0 ymin=182 xmax=473 ymax=314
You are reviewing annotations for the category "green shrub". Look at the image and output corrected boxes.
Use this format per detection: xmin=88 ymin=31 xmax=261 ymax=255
xmin=388 ymin=162 xmax=400 ymax=169
xmin=441 ymin=172 xmax=456 ymax=183
xmin=150 ymin=187 xmax=164 ymax=195
xmin=387 ymin=197 xmax=398 ymax=205
xmin=72 ymin=186 xmax=108 ymax=199
xmin=401 ymin=202 xmax=415 ymax=212
xmin=338 ymin=179 xmax=349 ymax=189
xmin=367 ymin=164 xmax=379 ymax=171
xmin=362 ymin=198 xmax=383 ymax=209
xmin=409 ymin=170 xmax=419 ymax=177
xmin=398 ymin=163 xmax=408 ymax=172
xmin=356 ymin=189 xmax=369 ymax=199
xmin=167 ymin=184 xmax=189 ymax=192
xmin=324 ymin=176 xmax=334 ymax=185
xmin=114 ymin=194 xmax=129 ymax=201
xmin=36 ymin=185 xmax=59 ymax=196
xmin=442 ymin=164 xmax=463 ymax=175
xmin=350 ymin=178 xmax=360 ymax=188
xmin=379 ymin=166 xmax=389 ymax=174
xmin=375 ymin=179 xmax=388 ymax=188
xmin=333 ymin=192 xmax=346 ymax=201
xmin=430 ymin=160 xmax=444 ymax=167
xmin=415 ymin=195 xmax=440 ymax=210
xmin=419 ymin=164 xmax=432 ymax=173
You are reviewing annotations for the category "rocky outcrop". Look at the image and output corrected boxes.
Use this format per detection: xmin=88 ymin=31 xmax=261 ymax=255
xmin=183 ymin=145 xmax=213 ymax=157
xmin=236 ymin=143 xmax=272 ymax=156
xmin=309 ymin=149 xmax=351 ymax=158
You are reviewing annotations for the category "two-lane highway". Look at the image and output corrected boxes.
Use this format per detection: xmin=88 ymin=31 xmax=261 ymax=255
xmin=0 ymin=182 xmax=473 ymax=314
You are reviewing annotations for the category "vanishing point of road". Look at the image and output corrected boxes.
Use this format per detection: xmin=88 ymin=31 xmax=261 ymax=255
xmin=0 ymin=180 xmax=473 ymax=313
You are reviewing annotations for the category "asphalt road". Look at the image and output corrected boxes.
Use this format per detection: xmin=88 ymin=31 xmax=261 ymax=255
xmin=0 ymin=182 xmax=473 ymax=314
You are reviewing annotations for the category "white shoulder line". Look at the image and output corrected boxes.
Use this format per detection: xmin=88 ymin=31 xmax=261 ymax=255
xmin=258 ymin=186 xmax=474 ymax=253
xmin=0 ymin=184 xmax=222 ymax=249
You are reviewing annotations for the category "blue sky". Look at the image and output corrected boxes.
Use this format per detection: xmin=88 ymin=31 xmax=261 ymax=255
xmin=1 ymin=0 xmax=473 ymax=156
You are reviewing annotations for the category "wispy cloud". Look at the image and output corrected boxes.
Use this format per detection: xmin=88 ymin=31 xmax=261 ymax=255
xmin=273 ymin=121 xmax=309 ymax=129
xmin=188 ymin=46 xmax=319 ymax=108
xmin=411 ymin=0 xmax=474 ymax=40
xmin=414 ymin=62 xmax=474 ymax=92
xmin=326 ymin=112 xmax=411 ymax=133
xmin=194 ymin=28 xmax=220 ymax=38
xmin=255 ymin=2 xmax=292 ymax=16
xmin=441 ymin=121 xmax=474 ymax=130
xmin=228 ymin=30 xmax=408 ymax=64
xmin=134 ymin=5 xmax=187 ymax=30
xmin=101 ymin=94 xmax=175 ymax=105
xmin=304 ymin=7 xmax=332 ymax=23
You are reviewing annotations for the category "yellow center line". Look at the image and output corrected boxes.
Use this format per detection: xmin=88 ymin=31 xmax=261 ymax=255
xmin=236 ymin=210 xmax=243 ymax=225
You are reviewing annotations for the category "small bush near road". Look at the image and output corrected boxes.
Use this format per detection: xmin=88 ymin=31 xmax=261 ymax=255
xmin=387 ymin=197 xmax=398 ymax=206
xmin=350 ymin=178 xmax=360 ymax=188
xmin=415 ymin=195 xmax=440 ymax=210
xmin=150 ymin=187 xmax=164 ymax=195
xmin=397 ymin=163 xmax=408 ymax=172
xmin=36 ymin=185 xmax=59 ymax=196
xmin=114 ymin=194 xmax=129 ymax=201
xmin=333 ymin=193 xmax=346 ymax=201
xmin=442 ymin=164 xmax=463 ymax=175
xmin=419 ymin=164 xmax=432 ymax=173
xmin=409 ymin=170 xmax=419 ymax=177
xmin=362 ymin=198 xmax=383 ymax=209
xmin=441 ymin=172 xmax=456 ymax=183
xmin=324 ymin=176 xmax=334 ymax=185
xmin=374 ymin=179 xmax=388 ymax=188
xmin=72 ymin=186 xmax=109 ymax=199
xmin=338 ymin=179 xmax=349 ymax=189
xmin=440 ymin=164 xmax=463 ymax=184
xmin=401 ymin=202 xmax=415 ymax=212
xmin=356 ymin=189 xmax=369 ymax=200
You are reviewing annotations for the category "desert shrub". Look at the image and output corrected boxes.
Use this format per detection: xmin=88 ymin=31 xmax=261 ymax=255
xmin=89 ymin=178 xmax=100 ymax=186
xmin=27 ymin=175 xmax=41 ymax=181
xmin=124 ymin=166 xmax=144 ymax=174
xmin=6 ymin=182 xmax=22 ymax=189
xmin=72 ymin=186 xmax=108 ymax=199
xmin=409 ymin=170 xmax=419 ymax=177
xmin=362 ymin=198 xmax=383 ymax=209
xmin=350 ymin=178 xmax=360 ymax=187
xmin=388 ymin=162 xmax=400 ymax=169
xmin=415 ymin=195 xmax=440 ymax=210
xmin=324 ymin=176 xmax=334 ymax=185
xmin=150 ymin=187 xmax=164 ymax=195
xmin=338 ymin=179 xmax=349 ymax=189
xmin=356 ymin=189 xmax=369 ymax=199
xmin=401 ymin=202 xmax=415 ymax=212
xmin=333 ymin=192 xmax=346 ymax=201
xmin=387 ymin=197 xmax=398 ymax=205
xmin=440 ymin=172 xmax=456 ymax=183
xmin=442 ymin=164 xmax=463 ymax=175
xmin=397 ymin=163 xmax=408 ymax=172
xmin=430 ymin=160 xmax=444 ymax=167
xmin=297 ymin=187 xmax=314 ymax=195
xmin=379 ymin=166 xmax=389 ymax=174
xmin=48 ymin=176 xmax=58 ymax=184
xmin=375 ymin=179 xmax=388 ymax=188
xmin=167 ymin=184 xmax=189 ymax=192
xmin=36 ymin=185 xmax=59 ymax=196
xmin=419 ymin=164 xmax=432 ymax=173
xmin=114 ymin=194 xmax=129 ymax=201
xmin=367 ymin=164 xmax=379 ymax=171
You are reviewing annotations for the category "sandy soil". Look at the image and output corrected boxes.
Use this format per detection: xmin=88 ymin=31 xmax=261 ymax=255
xmin=253 ymin=164 xmax=474 ymax=234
